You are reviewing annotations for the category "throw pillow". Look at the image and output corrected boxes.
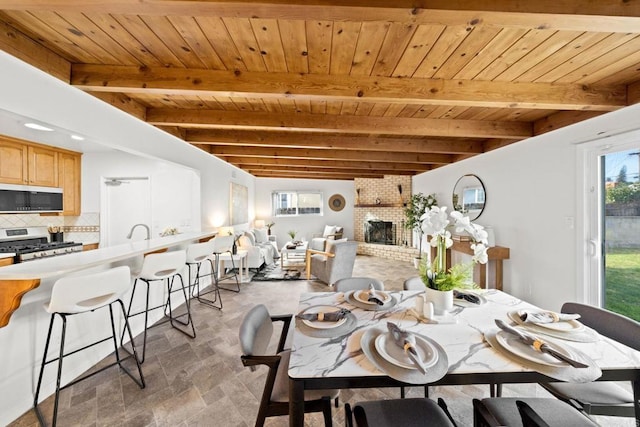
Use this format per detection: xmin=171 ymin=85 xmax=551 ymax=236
xmin=254 ymin=228 xmax=268 ymax=243
xmin=323 ymin=225 xmax=337 ymax=238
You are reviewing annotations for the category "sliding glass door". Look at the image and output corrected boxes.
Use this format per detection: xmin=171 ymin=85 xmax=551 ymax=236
xmin=585 ymin=141 xmax=640 ymax=321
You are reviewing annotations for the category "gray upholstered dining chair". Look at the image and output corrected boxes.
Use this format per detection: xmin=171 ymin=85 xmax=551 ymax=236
xmin=539 ymin=302 xmax=640 ymax=418
xmin=239 ymin=304 xmax=339 ymax=427
xmin=306 ymin=239 xmax=358 ymax=286
xmin=345 ymin=397 xmax=457 ymax=427
xmin=334 ymin=277 xmax=384 ymax=292
xmin=473 ymin=397 xmax=598 ymax=427
xmin=403 ymin=276 xmax=424 ymax=290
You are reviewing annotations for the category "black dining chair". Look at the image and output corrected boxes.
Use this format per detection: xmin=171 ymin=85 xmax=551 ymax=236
xmin=539 ymin=302 xmax=640 ymax=418
xmin=239 ymin=304 xmax=339 ymax=427
xmin=345 ymin=397 xmax=457 ymax=427
xmin=473 ymin=397 xmax=598 ymax=427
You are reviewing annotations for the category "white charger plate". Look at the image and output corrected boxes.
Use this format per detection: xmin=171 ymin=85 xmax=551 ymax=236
xmin=300 ymin=305 xmax=347 ymax=329
xmin=374 ymin=332 xmax=438 ymax=370
xmin=516 ymin=310 xmax=584 ymax=332
xmin=495 ymin=330 xmax=580 ymax=367
xmin=354 ymin=290 xmax=392 ymax=305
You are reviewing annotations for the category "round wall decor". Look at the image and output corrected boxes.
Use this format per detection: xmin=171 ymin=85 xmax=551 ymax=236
xmin=328 ymin=194 xmax=346 ymax=212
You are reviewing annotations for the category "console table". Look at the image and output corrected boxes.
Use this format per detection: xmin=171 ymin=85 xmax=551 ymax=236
xmin=431 ymin=241 xmax=510 ymax=290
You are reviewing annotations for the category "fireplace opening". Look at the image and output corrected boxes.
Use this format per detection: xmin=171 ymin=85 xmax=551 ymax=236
xmin=364 ymin=221 xmax=396 ymax=245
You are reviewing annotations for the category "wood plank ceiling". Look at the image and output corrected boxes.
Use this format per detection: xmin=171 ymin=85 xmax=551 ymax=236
xmin=0 ymin=1 xmax=639 ymax=180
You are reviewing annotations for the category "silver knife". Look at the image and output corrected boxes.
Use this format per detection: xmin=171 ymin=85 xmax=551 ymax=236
xmin=495 ymin=319 xmax=588 ymax=368
xmin=387 ymin=322 xmax=427 ymax=374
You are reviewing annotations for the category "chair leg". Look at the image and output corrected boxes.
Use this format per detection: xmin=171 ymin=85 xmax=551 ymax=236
xmin=34 ymin=314 xmax=55 ymax=426
xmin=166 ymin=274 xmax=196 ymax=338
xmin=111 ymin=300 xmax=145 ymax=389
xmin=193 ymin=259 xmax=223 ymax=309
xmin=217 ymin=250 xmax=241 ymax=292
xmin=400 ymin=386 xmax=406 ymax=398
xmin=321 ymin=396 xmax=333 ymax=427
xmin=344 ymin=402 xmax=353 ymax=427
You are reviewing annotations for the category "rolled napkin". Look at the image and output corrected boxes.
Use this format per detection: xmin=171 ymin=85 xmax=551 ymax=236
xmin=520 ymin=310 xmax=581 ymax=324
xmin=387 ymin=322 xmax=426 ymax=374
xmin=296 ymin=307 xmax=350 ymax=322
xmin=368 ymin=283 xmax=384 ymax=305
xmin=453 ymin=290 xmax=480 ymax=304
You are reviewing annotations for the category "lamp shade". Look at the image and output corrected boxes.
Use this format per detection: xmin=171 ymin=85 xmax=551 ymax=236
xmin=254 ymin=219 xmax=266 ymax=228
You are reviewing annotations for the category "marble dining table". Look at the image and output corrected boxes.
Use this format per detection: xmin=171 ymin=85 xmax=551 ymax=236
xmin=288 ymin=290 xmax=640 ymax=427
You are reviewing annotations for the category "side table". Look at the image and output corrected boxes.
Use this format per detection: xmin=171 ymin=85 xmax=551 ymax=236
xmin=217 ymin=250 xmax=249 ymax=283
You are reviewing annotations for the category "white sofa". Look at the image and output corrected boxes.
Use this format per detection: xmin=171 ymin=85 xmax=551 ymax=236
xmin=238 ymin=228 xmax=280 ymax=269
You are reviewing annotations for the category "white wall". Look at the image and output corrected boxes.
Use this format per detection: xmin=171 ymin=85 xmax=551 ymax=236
xmin=255 ymin=178 xmax=354 ymax=249
xmin=413 ymin=105 xmax=640 ymax=312
xmin=82 ymin=151 xmax=201 ymax=239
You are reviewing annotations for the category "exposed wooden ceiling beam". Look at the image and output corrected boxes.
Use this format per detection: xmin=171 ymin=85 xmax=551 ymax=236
xmin=533 ymin=111 xmax=604 ymax=135
xmin=223 ymin=156 xmax=431 ymax=172
xmin=245 ymin=164 xmax=414 ymax=176
xmin=209 ymin=145 xmax=452 ymax=163
xmin=628 ymin=81 xmax=640 ymax=106
xmin=2 ymin=1 xmax=640 ymax=33
xmin=89 ymin=92 xmax=147 ymax=121
xmin=0 ymin=19 xmax=69 ymax=82
xmin=147 ymin=109 xmax=532 ymax=139
xmin=72 ymin=65 xmax=626 ymax=111
xmin=248 ymin=170 xmax=366 ymax=180
xmin=185 ymin=129 xmax=485 ymax=155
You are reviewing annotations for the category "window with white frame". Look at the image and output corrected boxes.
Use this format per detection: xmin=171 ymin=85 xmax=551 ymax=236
xmin=272 ymin=191 xmax=323 ymax=216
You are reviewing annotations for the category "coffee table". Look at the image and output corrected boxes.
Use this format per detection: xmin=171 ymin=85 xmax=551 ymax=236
xmin=280 ymin=241 xmax=308 ymax=270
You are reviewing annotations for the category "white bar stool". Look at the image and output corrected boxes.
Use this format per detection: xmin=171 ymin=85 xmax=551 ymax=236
xmin=212 ymin=235 xmax=240 ymax=292
xmin=123 ymin=250 xmax=195 ymax=363
xmin=34 ymin=266 xmax=145 ymax=427
xmin=186 ymin=240 xmax=222 ymax=309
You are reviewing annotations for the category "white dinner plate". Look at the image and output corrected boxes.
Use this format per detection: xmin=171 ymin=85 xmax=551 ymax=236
xmin=354 ymin=290 xmax=391 ymax=305
xmin=453 ymin=292 xmax=487 ymax=308
xmin=300 ymin=305 xmax=347 ymax=329
xmin=495 ymin=330 xmax=580 ymax=367
xmin=374 ymin=332 xmax=438 ymax=370
xmin=516 ymin=310 xmax=584 ymax=332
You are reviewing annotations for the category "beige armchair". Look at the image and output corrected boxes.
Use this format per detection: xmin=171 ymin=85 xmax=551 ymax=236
xmin=309 ymin=225 xmax=344 ymax=251
xmin=306 ymin=240 xmax=358 ymax=286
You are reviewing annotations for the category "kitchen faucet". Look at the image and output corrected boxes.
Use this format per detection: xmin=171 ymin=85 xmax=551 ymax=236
xmin=126 ymin=223 xmax=150 ymax=240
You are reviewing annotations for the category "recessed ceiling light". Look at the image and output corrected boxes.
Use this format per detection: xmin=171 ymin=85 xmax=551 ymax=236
xmin=71 ymin=134 xmax=85 ymax=141
xmin=24 ymin=122 xmax=54 ymax=132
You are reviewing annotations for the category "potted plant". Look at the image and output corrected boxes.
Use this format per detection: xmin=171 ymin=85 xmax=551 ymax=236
xmin=404 ymin=193 xmax=438 ymax=268
xmin=266 ymin=222 xmax=275 ymax=235
xmin=419 ymin=206 xmax=489 ymax=314
xmin=287 ymin=230 xmax=296 ymax=241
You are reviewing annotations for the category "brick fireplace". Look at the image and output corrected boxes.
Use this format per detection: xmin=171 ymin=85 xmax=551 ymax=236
xmin=353 ymin=175 xmax=419 ymax=263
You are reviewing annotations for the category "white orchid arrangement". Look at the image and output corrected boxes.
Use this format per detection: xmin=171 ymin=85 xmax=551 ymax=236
xmin=419 ymin=206 xmax=489 ymax=290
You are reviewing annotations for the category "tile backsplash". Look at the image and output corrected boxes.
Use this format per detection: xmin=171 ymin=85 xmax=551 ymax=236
xmin=0 ymin=212 xmax=100 ymax=244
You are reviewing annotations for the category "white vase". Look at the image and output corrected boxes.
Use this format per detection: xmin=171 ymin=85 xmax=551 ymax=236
xmin=424 ymin=287 xmax=453 ymax=315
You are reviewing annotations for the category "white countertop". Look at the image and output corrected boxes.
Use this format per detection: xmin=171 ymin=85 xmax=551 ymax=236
xmin=0 ymin=230 xmax=216 ymax=280
xmin=0 ymin=253 xmax=15 ymax=260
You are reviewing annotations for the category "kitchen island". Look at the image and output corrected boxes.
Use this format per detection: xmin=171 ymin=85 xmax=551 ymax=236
xmin=0 ymin=229 xmax=217 ymax=426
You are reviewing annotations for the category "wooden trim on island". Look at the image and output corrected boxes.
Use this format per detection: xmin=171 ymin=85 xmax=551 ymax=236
xmin=0 ymin=279 xmax=40 ymax=327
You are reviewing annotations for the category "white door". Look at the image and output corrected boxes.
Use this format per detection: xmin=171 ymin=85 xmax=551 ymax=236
xmin=101 ymin=177 xmax=151 ymax=246
xmin=583 ymin=138 xmax=640 ymax=320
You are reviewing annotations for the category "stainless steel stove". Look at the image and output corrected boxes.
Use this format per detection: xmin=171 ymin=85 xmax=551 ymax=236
xmin=0 ymin=227 xmax=83 ymax=263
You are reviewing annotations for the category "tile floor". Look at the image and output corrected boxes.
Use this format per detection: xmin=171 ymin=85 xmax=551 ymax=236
xmin=10 ymin=255 xmax=632 ymax=426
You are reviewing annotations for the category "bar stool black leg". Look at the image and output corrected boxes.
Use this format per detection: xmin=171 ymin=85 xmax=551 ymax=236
xmin=110 ymin=301 xmax=145 ymax=388
xmin=166 ymin=274 xmax=196 ymax=338
xmin=190 ymin=259 xmax=222 ymax=309
xmin=34 ymin=314 xmax=56 ymax=426
xmin=216 ymin=251 xmax=241 ymax=293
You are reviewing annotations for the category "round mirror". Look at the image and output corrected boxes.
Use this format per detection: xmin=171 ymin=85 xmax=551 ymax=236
xmin=452 ymin=174 xmax=486 ymax=220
